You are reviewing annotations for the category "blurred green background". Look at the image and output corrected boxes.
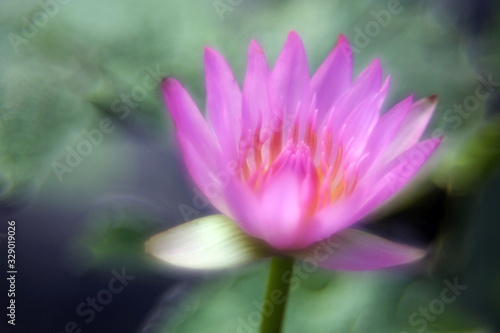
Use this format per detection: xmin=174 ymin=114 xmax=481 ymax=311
xmin=1 ymin=0 xmax=500 ymax=332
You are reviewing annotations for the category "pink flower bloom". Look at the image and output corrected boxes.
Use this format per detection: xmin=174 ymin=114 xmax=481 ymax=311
xmin=160 ymin=31 xmax=440 ymax=270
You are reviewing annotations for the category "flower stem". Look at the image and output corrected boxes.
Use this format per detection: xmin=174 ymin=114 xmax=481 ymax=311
xmin=259 ymin=256 xmax=295 ymax=333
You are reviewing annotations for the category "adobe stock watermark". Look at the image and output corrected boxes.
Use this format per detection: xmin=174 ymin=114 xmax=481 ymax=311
xmin=141 ymin=286 xmax=200 ymax=333
xmin=381 ymin=73 xmax=499 ymax=191
xmin=51 ymin=65 xmax=167 ymax=182
xmin=176 ymin=159 xmax=238 ymax=222
xmin=348 ymin=0 xmax=406 ymax=55
xmin=401 ymin=278 xmax=467 ymax=333
xmin=235 ymin=239 xmax=340 ymax=333
xmin=383 ymin=138 xmax=438 ymax=192
xmin=51 ymin=267 xmax=135 ymax=333
xmin=213 ymin=0 xmax=244 ymax=21
xmin=432 ymin=74 xmax=500 ymax=142
xmin=7 ymin=0 xmax=71 ymax=54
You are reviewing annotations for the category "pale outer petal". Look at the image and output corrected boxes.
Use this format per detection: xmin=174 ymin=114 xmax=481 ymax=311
xmin=146 ymin=215 xmax=271 ymax=270
xmin=291 ymin=228 xmax=426 ymax=271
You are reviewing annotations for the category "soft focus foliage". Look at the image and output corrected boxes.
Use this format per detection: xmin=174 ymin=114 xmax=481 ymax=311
xmin=0 ymin=0 xmax=486 ymax=204
xmin=1 ymin=0 xmax=499 ymax=332
xmin=152 ymin=262 xmax=484 ymax=333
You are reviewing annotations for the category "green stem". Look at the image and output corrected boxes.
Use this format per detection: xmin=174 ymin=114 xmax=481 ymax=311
xmin=259 ymin=257 xmax=295 ymax=333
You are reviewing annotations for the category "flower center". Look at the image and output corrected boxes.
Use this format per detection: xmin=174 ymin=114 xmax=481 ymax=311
xmin=237 ymin=103 xmax=358 ymax=215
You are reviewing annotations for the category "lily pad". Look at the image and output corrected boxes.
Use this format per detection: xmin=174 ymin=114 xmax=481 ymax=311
xmin=148 ymin=263 xmax=485 ymax=333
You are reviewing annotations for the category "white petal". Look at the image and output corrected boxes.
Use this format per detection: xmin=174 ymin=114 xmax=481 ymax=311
xmin=146 ymin=215 xmax=270 ymax=270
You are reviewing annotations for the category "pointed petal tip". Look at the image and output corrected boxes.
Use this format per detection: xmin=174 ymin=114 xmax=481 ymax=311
xmin=249 ymin=39 xmax=264 ymax=54
xmin=432 ymin=136 xmax=443 ymax=146
xmin=356 ymin=58 xmax=383 ymax=84
xmin=337 ymin=34 xmax=348 ymax=44
xmin=161 ymin=76 xmax=173 ymax=85
xmin=291 ymin=229 xmax=428 ymax=271
xmin=331 ymin=34 xmax=352 ymax=67
xmin=404 ymin=93 xmax=414 ymax=105
xmin=377 ymin=75 xmax=391 ymax=99
xmin=204 ymin=46 xmax=228 ymax=65
xmin=145 ymin=236 xmax=159 ymax=257
xmin=369 ymin=58 xmax=382 ymax=74
xmin=384 ymin=74 xmax=391 ymax=85
xmin=412 ymin=94 xmax=438 ymax=111
xmin=204 ymin=46 xmax=218 ymax=60
xmin=408 ymin=245 xmax=428 ymax=259
xmin=161 ymin=77 xmax=178 ymax=93
xmin=428 ymin=94 xmax=438 ymax=103
xmin=285 ymin=30 xmax=304 ymax=45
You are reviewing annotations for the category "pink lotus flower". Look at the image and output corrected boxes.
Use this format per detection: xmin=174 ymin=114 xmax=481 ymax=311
xmin=152 ymin=31 xmax=440 ymax=271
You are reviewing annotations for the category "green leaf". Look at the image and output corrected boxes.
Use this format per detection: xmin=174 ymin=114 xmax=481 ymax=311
xmin=146 ymin=215 xmax=271 ymax=270
xmin=151 ymin=264 xmax=485 ymax=333
xmin=1 ymin=0 xmax=484 ymax=206
xmin=433 ymin=116 xmax=500 ymax=194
